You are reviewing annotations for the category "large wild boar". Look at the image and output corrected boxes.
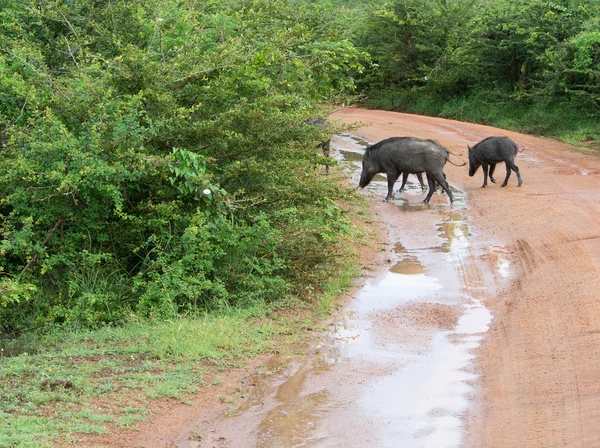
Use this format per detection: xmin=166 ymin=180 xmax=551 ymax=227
xmin=468 ymin=136 xmax=523 ymax=187
xmin=359 ymin=137 xmax=463 ymax=203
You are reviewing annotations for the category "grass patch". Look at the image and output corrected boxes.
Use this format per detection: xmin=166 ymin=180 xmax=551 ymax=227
xmin=0 ymin=309 xmax=281 ymax=447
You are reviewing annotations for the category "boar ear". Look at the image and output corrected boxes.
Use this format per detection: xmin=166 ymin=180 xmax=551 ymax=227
xmin=467 ymin=145 xmax=472 ymax=153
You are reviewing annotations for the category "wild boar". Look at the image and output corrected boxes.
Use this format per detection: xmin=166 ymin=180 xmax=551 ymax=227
xmin=397 ymin=172 xmax=426 ymax=192
xmin=468 ymin=136 xmax=523 ymax=187
xmin=359 ymin=137 xmax=464 ymax=203
xmin=306 ymin=118 xmax=331 ymax=174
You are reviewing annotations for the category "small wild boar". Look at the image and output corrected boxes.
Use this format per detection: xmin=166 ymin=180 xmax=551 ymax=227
xmin=306 ymin=118 xmax=331 ymax=174
xmin=397 ymin=172 xmax=449 ymax=194
xmin=397 ymin=172 xmax=426 ymax=192
xmin=468 ymin=136 xmax=523 ymax=188
xmin=359 ymin=137 xmax=463 ymax=203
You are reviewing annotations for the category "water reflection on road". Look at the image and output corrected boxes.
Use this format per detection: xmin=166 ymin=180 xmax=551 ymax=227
xmin=254 ymin=134 xmax=494 ymax=447
xmin=177 ymin=133 xmax=501 ymax=448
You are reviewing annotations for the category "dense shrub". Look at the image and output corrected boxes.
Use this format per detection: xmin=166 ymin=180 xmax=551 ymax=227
xmin=354 ymin=0 xmax=600 ymax=141
xmin=0 ymin=0 xmax=366 ymax=331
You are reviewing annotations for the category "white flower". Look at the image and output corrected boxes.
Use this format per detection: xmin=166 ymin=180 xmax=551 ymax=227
xmin=203 ymin=189 xmax=211 ymax=195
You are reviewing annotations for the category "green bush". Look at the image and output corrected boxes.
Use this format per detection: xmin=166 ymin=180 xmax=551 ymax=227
xmin=355 ymin=0 xmax=600 ymax=144
xmin=0 ymin=0 xmax=366 ymax=332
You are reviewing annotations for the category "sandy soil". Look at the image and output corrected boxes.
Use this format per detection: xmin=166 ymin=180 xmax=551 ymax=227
xmin=82 ymin=109 xmax=600 ymax=448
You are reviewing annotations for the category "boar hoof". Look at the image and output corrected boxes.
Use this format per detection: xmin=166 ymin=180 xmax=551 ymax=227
xmin=481 ymin=185 xmax=487 ymax=188
xmin=501 ymin=183 xmax=507 ymax=187
xmin=490 ymin=177 xmax=496 ymax=183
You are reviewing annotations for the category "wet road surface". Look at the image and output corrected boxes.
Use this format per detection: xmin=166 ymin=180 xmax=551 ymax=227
xmin=174 ymin=133 xmax=505 ymax=448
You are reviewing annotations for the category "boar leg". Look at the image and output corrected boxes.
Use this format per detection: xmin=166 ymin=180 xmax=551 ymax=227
xmin=434 ymin=172 xmax=454 ymax=203
xmin=398 ymin=172 xmax=409 ymax=192
xmin=502 ymin=160 xmax=522 ymax=187
xmin=424 ymin=172 xmax=453 ymax=203
xmin=429 ymin=178 xmax=438 ymax=195
xmin=514 ymin=163 xmax=523 ymax=186
xmin=322 ymin=139 xmax=331 ymax=174
xmin=501 ymin=161 xmax=512 ymax=187
xmin=386 ymin=169 xmax=400 ymax=200
xmin=489 ymin=163 xmax=497 ymax=183
xmin=481 ymin=162 xmax=489 ymax=188
xmin=416 ymin=173 xmax=426 ymax=190
xmin=423 ymin=173 xmax=436 ymax=203
xmin=438 ymin=172 xmax=447 ymax=193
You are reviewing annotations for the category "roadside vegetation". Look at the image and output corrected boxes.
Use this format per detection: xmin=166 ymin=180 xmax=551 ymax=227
xmin=355 ymin=0 xmax=600 ymax=149
xmin=0 ymin=0 xmax=369 ymax=445
xmin=0 ymin=0 xmax=368 ymax=333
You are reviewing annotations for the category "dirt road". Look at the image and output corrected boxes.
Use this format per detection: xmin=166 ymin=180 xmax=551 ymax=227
xmin=125 ymin=109 xmax=600 ymax=448
xmin=331 ymin=110 xmax=600 ymax=448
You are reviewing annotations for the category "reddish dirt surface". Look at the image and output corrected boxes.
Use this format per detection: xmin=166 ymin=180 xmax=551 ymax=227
xmin=331 ymin=109 xmax=600 ymax=448
xmin=81 ymin=109 xmax=600 ymax=448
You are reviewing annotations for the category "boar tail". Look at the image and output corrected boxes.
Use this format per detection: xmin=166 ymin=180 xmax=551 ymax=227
xmin=447 ymin=159 xmax=467 ymax=167
xmin=513 ymin=141 xmax=524 ymax=153
xmin=447 ymin=152 xmax=467 ymax=166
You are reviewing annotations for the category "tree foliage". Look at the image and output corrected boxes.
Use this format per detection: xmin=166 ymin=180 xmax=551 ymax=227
xmin=356 ymin=0 xmax=600 ymax=110
xmin=0 ymin=0 xmax=366 ymax=331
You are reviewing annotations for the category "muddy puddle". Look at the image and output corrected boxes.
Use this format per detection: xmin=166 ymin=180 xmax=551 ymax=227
xmin=321 ymin=152 xmax=491 ymax=446
xmin=177 ymin=134 xmax=501 ymax=448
